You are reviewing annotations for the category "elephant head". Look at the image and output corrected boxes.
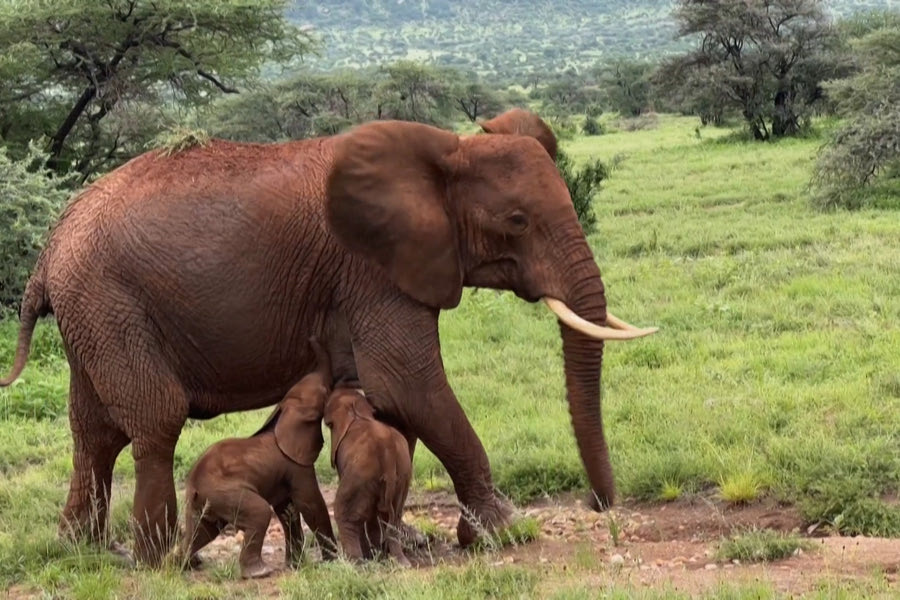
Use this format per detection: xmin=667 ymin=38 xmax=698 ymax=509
xmin=254 ymin=337 xmax=332 ymax=467
xmin=323 ymin=385 xmax=374 ymax=469
xmin=325 ymin=110 xmax=656 ymax=510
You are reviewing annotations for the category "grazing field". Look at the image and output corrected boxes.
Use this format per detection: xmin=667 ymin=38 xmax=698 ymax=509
xmin=2 ymin=115 xmax=899 ymax=598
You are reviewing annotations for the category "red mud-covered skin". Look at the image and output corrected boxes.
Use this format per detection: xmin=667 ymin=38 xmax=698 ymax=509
xmin=181 ymin=340 xmax=336 ymax=578
xmin=324 ymin=384 xmax=412 ymax=566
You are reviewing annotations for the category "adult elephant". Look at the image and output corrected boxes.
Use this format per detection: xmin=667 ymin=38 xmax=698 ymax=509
xmin=0 ymin=109 xmax=656 ymax=565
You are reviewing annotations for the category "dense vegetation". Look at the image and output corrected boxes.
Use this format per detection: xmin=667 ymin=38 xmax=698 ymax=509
xmin=288 ymin=0 xmax=892 ymax=79
xmin=0 ymin=0 xmax=313 ymax=181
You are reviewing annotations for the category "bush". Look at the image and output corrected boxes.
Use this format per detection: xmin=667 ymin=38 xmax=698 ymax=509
xmin=812 ymin=106 xmax=900 ymax=210
xmin=811 ymin=23 xmax=900 ymax=210
xmin=0 ymin=144 xmax=74 ymax=310
xmin=555 ymin=149 xmax=607 ymax=235
xmin=581 ymin=116 xmax=603 ymax=136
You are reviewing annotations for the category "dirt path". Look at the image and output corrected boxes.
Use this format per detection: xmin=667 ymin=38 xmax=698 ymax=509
xmin=194 ymin=488 xmax=900 ymax=596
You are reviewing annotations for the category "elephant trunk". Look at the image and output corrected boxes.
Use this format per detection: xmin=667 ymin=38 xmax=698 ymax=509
xmin=558 ymin=255 xmax=615 ymax=511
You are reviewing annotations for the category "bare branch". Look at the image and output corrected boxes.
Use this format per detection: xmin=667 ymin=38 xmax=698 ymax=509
xmin=197 ymin=69 xmax=238 ymax=94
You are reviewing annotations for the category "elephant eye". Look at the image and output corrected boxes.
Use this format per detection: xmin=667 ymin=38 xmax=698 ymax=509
xmin=506 ymin=211 xmax=529 ymax=233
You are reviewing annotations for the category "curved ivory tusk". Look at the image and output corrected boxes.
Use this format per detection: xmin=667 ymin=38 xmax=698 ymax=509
xmin=543 ymin=298 xmax=658 ymax=340
xmin=605 ymin=311 xmax=641 ymax=331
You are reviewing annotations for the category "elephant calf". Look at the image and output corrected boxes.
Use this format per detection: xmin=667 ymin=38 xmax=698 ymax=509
xmin=325 ymin=382 xmax=412 ymax=566
xmin=181 ymin=338 xmax=337 ymax=578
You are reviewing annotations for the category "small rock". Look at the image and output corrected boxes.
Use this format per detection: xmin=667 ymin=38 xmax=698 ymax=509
xmin=609 ymin=553 xmax=625 ymax=566
xmin=704 ymin=563 xmax=718 ymax=570
xmin=732 ymin=559 xmax=741 ymax=565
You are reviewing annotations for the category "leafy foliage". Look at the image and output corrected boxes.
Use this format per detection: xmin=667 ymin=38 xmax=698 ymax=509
xmin=659 ymin=0 xmax=844 ymax=140
xmin=582 ymin=116 xmax=603 ymax=136
xmin=555 ymin=149 xmax=607 ymax=235
xmin=198 ymin=62 xmax=509 ymax=141
xmin=594 ymin=59 xmax=655 ymax=117
xmin=0 ymin=145 xmax=74 ymax=310
xmin=0 ymin=0 xmax=313 ymax=180
xmin=812 ymin=15 xmax=900 ymax=209
xmin=289 ymin=1 xmax=687 ymax=80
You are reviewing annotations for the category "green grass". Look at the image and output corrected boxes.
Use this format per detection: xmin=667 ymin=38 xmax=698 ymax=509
xmin=468 ymin=516 xmax=541 ymax=552
xmin=716 ymin=529 xmax=814 ymax=563
xmin=2 ymin=114 xmax=900 ymax=596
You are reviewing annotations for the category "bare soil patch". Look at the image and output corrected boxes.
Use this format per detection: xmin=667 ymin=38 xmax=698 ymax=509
xmin=189 ymin=487 xmax=900 ymax=596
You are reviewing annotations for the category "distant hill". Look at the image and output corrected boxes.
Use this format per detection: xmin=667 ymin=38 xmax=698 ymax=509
xmin=288 ymin=1 xmax=894 ymax=80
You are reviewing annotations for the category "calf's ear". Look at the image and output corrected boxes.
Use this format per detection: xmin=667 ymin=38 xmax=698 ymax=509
xmin=274 ymin=403 xmax=324 ymax=467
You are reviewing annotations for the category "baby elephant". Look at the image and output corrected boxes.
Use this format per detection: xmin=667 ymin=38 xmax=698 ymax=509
xmin=181 ymin=338 xmax=337 ymax=578
xmin=324 ymin=382 xmax=412 ymax=566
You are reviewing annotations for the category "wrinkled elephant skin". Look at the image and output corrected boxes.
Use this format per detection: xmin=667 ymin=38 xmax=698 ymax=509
xmin=0 ymin=109 xmax=654 ymax=564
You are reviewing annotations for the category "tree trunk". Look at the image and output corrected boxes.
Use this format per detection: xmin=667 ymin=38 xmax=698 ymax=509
xmin=47 ymin=86 xmax=96 ymax=172
xmin=772 ymin=89 xmax=799 ymax=137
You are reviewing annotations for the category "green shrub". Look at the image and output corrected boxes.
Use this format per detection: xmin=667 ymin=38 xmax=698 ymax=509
xmin=0 ymin=144 xmax=74 ymax=310
xmin=555 ymin=149 xmax=607 ymax=235
xmin=582 ymin=116 xmax=603 ymax=136
xmin=811 ymin=105 xmax=900 ymax=210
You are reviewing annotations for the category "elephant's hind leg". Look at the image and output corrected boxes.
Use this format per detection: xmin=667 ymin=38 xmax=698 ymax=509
xmin=231 ymin=491 xmax=276 ymax=579
xmin=131 ymin=434 xmax=182 ymax=567
xmin=82 ymin=334 xmax=189 ymax=567
xmin=60 ymin=363 xmax=130 ymax=547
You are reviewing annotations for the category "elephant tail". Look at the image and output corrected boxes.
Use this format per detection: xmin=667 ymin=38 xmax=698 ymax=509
xmin=0 ymin=263 xmax=52 ymax=387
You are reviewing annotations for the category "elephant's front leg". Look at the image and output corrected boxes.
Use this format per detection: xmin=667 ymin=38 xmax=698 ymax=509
xmin=350 ymin=306 xmax=513 ymax=546
xmin=406 ymin=380 xmax=513 ymax=546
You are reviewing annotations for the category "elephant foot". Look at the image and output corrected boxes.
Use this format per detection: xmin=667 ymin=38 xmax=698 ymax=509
xmin=456 ymin=496 xmax=515 ymax=547
xmin=240 ymin=561 xmax=274 ymax=579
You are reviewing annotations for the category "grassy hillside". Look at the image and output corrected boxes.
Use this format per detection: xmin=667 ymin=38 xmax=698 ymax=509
xmin=2 ymin=115 xmax=899 ymax=596
xmin=289 ymin=0 xmax=896 ymax=76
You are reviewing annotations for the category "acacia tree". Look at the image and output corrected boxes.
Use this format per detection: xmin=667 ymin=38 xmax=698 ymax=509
xmin=663 ymin=0 xmax=838 ymax=139
xmin=451 ymin=78 xmax=506 ymax=122
xmin=0 ymin=0 xmax=313 ymax=180
xmin=375 ymin=61 xmax=456 ymax=126
xmin=594 ymin=59 xmax=655 ymax=117
xmin=202 ymin=70 xmax=380 ymax=142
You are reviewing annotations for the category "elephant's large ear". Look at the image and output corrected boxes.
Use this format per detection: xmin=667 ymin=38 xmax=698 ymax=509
xmin=274 ymin=402 xmax=324 ymax=467
xmin=480 ymin=108 xmax=558 ymax=160
xmin=326 ymin=120 xmax=463 ymax=309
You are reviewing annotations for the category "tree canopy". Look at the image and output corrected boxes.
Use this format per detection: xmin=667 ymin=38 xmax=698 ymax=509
xmin=658 ymin=0 xmax=843 ymax=139
xmin=0 ymin=0 xmax=313 ymax=180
